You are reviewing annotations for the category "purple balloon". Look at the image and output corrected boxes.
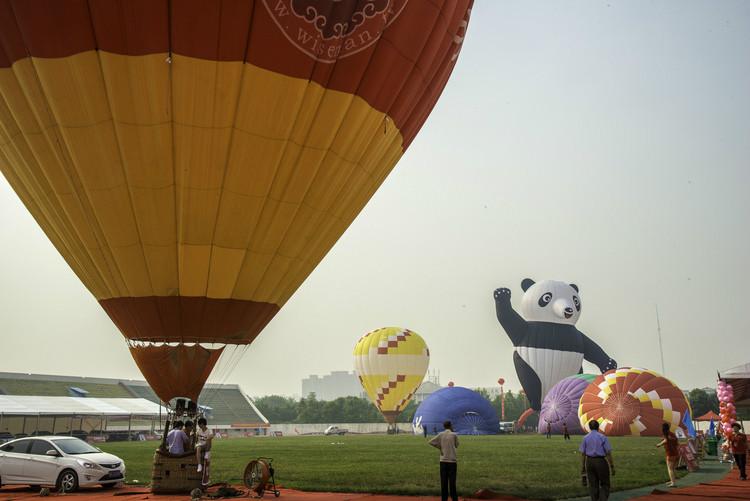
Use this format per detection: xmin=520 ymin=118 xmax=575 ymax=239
xmin=539 ymin=375 xmax=593 ymax=435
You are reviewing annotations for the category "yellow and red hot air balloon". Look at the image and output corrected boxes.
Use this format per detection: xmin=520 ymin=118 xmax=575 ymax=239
xmin=353 ymin=327 xmax=429 ymax=425
xmin=0 ymin=0 xmax=473 ymax=404
xmin=578 ymin=367 xmax=690 ymax=436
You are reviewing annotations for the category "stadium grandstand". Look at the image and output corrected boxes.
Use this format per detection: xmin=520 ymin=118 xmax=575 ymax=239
xmin=0 ymin=372 xmax=268 ymax=441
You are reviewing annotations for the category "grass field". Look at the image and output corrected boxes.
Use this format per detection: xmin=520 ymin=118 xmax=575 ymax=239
xmin=98 ymin=434 xmax=685 ymax=500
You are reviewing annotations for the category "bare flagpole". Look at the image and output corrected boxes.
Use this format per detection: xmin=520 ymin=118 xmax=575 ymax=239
xmin=655 ymin=304 xmax=666 ymax=375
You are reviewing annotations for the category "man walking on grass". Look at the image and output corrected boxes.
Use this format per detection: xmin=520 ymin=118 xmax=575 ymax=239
xmin=429 ymin=420 xmax=459 ymax=501
xmin=580 ymin=420 xmax=615 ymax=501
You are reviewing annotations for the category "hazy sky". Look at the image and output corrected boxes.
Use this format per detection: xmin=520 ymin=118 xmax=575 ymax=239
xmin=1 ymin=0 xmax=748 ymax=398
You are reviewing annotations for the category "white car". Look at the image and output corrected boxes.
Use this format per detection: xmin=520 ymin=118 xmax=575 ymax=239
xmin=323 ymin=426 xmax=348 ymax=436
xmin=0 ymin=436 xmax=125 ymax=492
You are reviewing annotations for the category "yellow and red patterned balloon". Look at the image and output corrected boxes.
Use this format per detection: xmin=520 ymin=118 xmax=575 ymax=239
xmin=353 ymin=327 xmax=429 ymax=424
xmin=578 ymin=367 xmax=690 ymax=436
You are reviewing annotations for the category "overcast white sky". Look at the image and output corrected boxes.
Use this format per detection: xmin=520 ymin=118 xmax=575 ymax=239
xmin=1 ymin=0 xmax=748 ymax=398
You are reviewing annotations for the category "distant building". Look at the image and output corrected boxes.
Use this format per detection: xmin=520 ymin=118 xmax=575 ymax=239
xmin=414 ymin=381 xmax=442 ymax=403
xmin=301 ymin=371 xmax=363 ymax=401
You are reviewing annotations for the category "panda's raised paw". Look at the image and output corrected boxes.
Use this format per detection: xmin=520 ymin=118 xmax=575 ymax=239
xmin=494 ymin=288 xmax=511 ymax=300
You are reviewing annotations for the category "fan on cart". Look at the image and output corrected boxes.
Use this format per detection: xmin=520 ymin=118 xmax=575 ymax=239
xmin=243 ymin=458 xmax=280 ymax=498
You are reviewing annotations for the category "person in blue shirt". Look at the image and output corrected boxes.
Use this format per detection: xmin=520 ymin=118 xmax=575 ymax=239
xmin=166 ymin=420 xmax=188 ymax=454
xmin=579 ymin=420 xmax=615 ymax=501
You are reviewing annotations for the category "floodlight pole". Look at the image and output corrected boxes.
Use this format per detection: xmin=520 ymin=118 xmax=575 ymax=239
xmin=501 ymin=387 xmax=505 ymax=420
xmin=656 ymin=304 xmax=666 ymax=375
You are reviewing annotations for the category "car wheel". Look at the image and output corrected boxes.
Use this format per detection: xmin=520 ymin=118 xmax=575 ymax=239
xmin=57 ymin=470 xmax=78 ymax=493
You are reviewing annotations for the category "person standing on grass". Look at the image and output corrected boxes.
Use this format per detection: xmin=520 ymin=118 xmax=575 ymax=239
xmin=563 ymin=422 xmax=571 ymax=440
xmin=546 ymin=421 xmax=552 ymax=439
xmin=429 ymin=420 xmax=459 ymax=501
xmin=730 ymin=422 xmax=747 ymax=480
xmin=656 ymin=423 xmax=679 ymax=487
xmin=579 ymin=420 xmax=615 ymax=501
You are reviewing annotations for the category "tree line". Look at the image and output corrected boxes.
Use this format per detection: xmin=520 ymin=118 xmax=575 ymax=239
xmin=253 ymin=390 xmax=533 ymax=424
xmin=253 ymin=387 xmax=732 ymax=424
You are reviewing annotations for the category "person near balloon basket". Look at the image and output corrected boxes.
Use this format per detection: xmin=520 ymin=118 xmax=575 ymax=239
xmin=166 ymin=420 xmax=190 ymax=455
xmin=730 ymin=423 xmax=747 ymax=480
xmin=428 ymin=421 xmax=459 ymax=501
xmin=656 ymin=423 xmax=680 ymax=487
xmin=184 ymin=420 xmax=194 ymax=445
xmin=196 ymin=418 xmax=214 ymax=473
xmin=579 ymin=420 xmax=615 ymax=501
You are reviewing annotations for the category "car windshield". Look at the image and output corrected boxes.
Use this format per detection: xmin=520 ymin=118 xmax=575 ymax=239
xmin=51 ymin=438 xmax=100 ymax=455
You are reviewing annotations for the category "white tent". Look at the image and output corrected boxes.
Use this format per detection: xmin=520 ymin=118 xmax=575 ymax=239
xmin=719 ymin=363 xmax=750 ymax=408
xmin=0 ymin=396 xmax=167 ymax=438
xmin=0 ymin=395 xmax=165 ymax=416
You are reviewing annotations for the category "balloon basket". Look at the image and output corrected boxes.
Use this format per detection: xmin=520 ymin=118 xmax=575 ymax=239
xmin=151 ymin=450 xmax=203 ymax=494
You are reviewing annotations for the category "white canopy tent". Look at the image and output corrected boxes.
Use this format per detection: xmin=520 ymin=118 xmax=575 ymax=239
xmin=0 ymin=396 xmax=167 ymax=439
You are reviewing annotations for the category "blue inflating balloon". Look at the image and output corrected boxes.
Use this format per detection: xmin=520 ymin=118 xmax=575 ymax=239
xmin=412 ymin=387 xmax=500 ymax=435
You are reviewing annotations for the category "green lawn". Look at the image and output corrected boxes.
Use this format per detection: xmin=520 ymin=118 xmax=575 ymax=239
xmin=98 ymin=434 xmax=684 ymax=500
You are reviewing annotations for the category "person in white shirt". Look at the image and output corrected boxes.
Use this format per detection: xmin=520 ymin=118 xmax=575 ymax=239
xmin=429 ymin=421 xmax=459 ymax=501
xmin=196 ymin=418 xmax=214 ymax=473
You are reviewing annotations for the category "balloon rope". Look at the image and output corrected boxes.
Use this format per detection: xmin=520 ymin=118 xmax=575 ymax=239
xmin=200 ymin=345 xmax=249 ymax=408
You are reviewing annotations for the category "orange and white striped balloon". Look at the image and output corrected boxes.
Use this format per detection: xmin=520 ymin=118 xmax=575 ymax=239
xmin=578 ymin=367 xmax=690 ymax=436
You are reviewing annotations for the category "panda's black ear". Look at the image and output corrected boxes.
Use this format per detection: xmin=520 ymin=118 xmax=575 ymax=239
xmin=521 ymin=278 xmax=535 ymax=291
xmin=570 ymin=283 xmax=579 ymax=293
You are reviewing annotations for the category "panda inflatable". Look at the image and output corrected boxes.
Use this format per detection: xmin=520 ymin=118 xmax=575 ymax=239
xmin=493 ymin=278 xmax=617 ymax=411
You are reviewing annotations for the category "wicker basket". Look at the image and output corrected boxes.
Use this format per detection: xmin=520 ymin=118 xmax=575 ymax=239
xmin=151 ymin=450 xmax=203 ymax=494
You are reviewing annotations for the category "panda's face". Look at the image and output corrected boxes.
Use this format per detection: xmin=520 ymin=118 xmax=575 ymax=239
xmin=519 ymin=279 xmax=581 ymax=325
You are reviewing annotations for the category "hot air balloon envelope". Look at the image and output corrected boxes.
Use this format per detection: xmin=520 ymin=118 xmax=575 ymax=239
xmin=539 ymin=374 xmax=596 ymax=435
xmin=353 ymin=327 xmax=429 ymax=424
xmin=413 ymin=387 xmax=499 ymax=435
xmin=578 ymin=367 xmax=690 ymax=436
xmin=0 ymin=1 xmax=473 ymax=402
